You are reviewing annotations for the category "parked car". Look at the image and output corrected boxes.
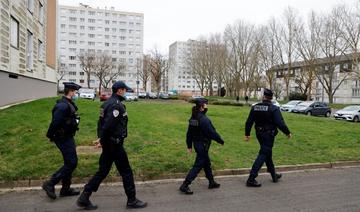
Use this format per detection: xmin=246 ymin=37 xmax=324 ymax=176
xmin=333 ymin=105 xmax=360 ymax=122
xmin=159 ymin=92 xmax=169 ymax=99
xmin=138 ymin=92 xmax=147 ymax=99
xmin=280 ymin=100 xmax=303 ymax=112
xmin=251 ymin=99 xmax=280 ymax=107
xmin=147 ymin=92 xmax=157 ymax=99
xmin=78 ymin=88 xmax=96 ymax=100
xmin=100 ymin=91 xmax=111 ymax=102
xmin=291 ymin=101 xmax=331 ymax=117
xmin=125 ymin=93 xmax=138 ymax=101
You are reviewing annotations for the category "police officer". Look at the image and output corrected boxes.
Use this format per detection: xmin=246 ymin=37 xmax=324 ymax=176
xmin=43 ymin=82 xmax=81 ymax=199
xmin=77 ymin=81 xmax=147 ymax=210
xmin=179 ymin=98 xmax=225 ymax=195
xmin=245 ymin=88 xmax=292 ymax=187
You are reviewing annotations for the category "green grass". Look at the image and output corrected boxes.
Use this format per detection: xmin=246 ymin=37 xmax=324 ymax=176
xmin=0 ymin=98 xmax=359 ymax=181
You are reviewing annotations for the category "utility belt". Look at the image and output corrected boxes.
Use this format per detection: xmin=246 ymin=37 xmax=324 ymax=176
xmin=255 ymin=126 xmax=276 ymax=136
xmin=109 ymin=136 xmax=124 ymax=145
xmin=55 ymin=128 xmax=75 ymax=138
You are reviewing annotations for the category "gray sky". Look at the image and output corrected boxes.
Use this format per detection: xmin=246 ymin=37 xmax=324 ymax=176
xmin=58 ymin=0 xmax=357 ymax=53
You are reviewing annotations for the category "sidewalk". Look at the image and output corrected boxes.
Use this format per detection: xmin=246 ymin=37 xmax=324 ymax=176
xmin=0 ymin=166 xmax=359 ymax=212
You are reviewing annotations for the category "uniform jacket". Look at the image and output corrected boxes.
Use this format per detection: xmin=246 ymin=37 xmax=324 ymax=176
xmin=97 ymin=94 xmax=128 ymax=140
xmin=245 ymin=100 xmax=290 ymax=136
xmin=46 ymin=96 xmax=79 ymax=140
xmin=186 ymin=112 xmax=224 ymax=149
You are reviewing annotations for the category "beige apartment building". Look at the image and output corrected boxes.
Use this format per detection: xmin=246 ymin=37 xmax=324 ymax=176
xmin=0 ymin=0 xmax=57 ymax=107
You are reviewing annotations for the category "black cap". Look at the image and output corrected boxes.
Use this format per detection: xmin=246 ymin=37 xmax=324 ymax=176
xmin=112 ymin=81 xmax=132 ymax=92
xmin=63 ymin=82 xmax=81 ymax=90
xmin=195 ymin=98 xmax=208 ymax=106
xmin=263 ymin=88 xmax=273 ymax=97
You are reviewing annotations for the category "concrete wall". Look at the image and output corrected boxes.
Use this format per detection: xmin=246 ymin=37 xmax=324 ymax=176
xmin=0 ymin=70 xmax=56 ymax=106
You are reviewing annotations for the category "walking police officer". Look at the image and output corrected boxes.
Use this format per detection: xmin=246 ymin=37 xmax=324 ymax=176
xmin=245 ymin=89 xmax=291 ymax=187
xmin=179 ymin=98 xmax=225 ymax=195
xmin=43 ymin=82 xmax=81 ymax=199
xmin=77 ymin=81 xmax=147 ymax=210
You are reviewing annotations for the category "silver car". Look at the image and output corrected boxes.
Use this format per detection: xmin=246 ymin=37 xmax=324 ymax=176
xmin=280 ymin=100 xmax=302 ymax=112
xmin=333 ymin=105 xmax=360 ymax=122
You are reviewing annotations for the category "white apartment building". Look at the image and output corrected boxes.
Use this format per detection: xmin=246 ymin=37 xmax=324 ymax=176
xmin=0 ymin=0 xmax=57 ymax=106
xmin=168 ymin=39 xmax=218 ymax=96
xmin=58 ymin=4 xmax=144 ymax=91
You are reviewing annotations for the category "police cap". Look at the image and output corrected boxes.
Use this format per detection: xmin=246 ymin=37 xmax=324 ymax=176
xmin=195 ymin=98 xmax=208 ymax=106
xmin=63 ymin=82 xmax=81 ymax=90
xmin=112 ymin=81 xmax=132 ymax=92
xmin=263 ymin=88 xmax=273 ymax=97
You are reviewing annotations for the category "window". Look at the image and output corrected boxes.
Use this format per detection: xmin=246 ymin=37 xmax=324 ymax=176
xmin=88 ymin=34 xmax=95 ymax=38
xmin=69 ymin=17 xmax=76 ymax=22
xmin=69 ymin=79 xmax=77 ymax=83
xmin=112 ymin=58 xmax=117 ymax=62
xmin=38 ymin=40 xmax=44 ymax=61
xmin=80 ymin=72 xmax=85 ymax=76
xmin=10 ymin=16 xmax=19 ymax=48
xmin=120 ymin=36 xmax=126 ymax=40
xmin=105 ymin=20 xmax=110 ymax=24
xmin=69 ymin=40 xmax=77 ymax=45
xmin=69 ymin=71 xmax=77 ymax=75
xmin=27 ymin=0 xmax=34 ymax=13
xmin=105 ymin=28 xmax=109 ymax=32
xmin=26 ymin=30 xmax=33 ymax=71
xmin=88 ymin=26 xmax=95 ymax=31
xmin=80 ymin=79 xmax=85 ymax=83
xmin=88 ymin=19 xmax=95 ymax=23
xmin=38 ymin=1 xmax=44 ymax=24
xmin=80 ymin=18 xmax=85 ymax=22
xmin=105 ymin=43 xmax=109 ymax=47
xmin=88 ymin=11 xmax=95 ymax=15
xmin=69 ymin=48 xmax=76 ymax=52
xmin=112 ymin=21 xmax=117 ymax=24
xmin=69 ymin=32 xmax=77 ymax=37
xmin=69 ymin=25 xmax=77 ymax=29
xmin=119 ymin=21 xmax=126 ymax=25
xmin=88 ymin=41 xmax=95 ymax=46
xmin=69 ymin=56 xmax=76 ymax=60
xmin=69 ymin=9 xmax=77 ymax=14
xmin=60 ymin=24 xmax=66 ymax=29
xmin=80 ymin=26 xmax=85 ymax=30
xmin=112 ymin=50 xmax=117 ymax=54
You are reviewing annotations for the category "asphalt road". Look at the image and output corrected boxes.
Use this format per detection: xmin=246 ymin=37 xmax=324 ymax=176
xmin=1 ymin=167 xmax=359 ymax=212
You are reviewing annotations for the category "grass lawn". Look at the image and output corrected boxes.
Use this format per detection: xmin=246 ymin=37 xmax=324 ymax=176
xmin=0 ymin=98 xmax=359 ymax=181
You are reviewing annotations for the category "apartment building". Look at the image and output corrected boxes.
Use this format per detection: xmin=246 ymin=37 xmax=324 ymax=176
xmin=58 ymin=4 xmax=144 ymax=91
xmin=271 ymin=53 xmax=360 ymax=104
xmin=0 ymin=0 xmax=57 ymax=106
xmin=168 ymin=39 xmax=218 ymax=96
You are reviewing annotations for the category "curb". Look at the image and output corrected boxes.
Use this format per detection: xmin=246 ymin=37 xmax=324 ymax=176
xmin=0 ymin=161 xmax=359 ymax=191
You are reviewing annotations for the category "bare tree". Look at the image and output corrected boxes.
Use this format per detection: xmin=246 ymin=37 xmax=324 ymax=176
xmin=210 ymin=33 xmax=228 ymax=96
xmin=78 ymin=51 xmax=96 ymax=88
xmin=277 ymin=7 xmax=301 ymax=100
xmin=94 ymin=53 xmax=113 ymax=95
xmin=294 ymin=11 xmax=321 ymax=99
xmin=261 ymin=19 xmax=281 ymax=90
xmin=337 ymin=3 xmax=360 ymax=79
xmin=186 ymin=41 xmax=209 ymax=96
xmin=102 ymin=62 xmax=126 ymax=90
xmin=149 ymin=48 xmax=171 ymax=96
xmin=315 ymin=9 xmax=351 ymax=103
xmin=56 ymin=57 xmax=68 ymax=93
xmin=136 ymin=55 xmax=151 ymax=92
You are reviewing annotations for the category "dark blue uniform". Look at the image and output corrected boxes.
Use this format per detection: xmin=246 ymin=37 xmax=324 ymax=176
xmin=46 ymin=96 xmax=80 ymax=189
xmin=245 ymin=100 xmax=290 ymax=182
xmin=185 ymin=112 xmax=224 ymax=183
xmin=84 ymin=94 xmax=136 ymax=200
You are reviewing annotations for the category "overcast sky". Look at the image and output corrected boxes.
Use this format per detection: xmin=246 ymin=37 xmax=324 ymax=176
xmin=58 ymin=0 xmax=358 ymax=53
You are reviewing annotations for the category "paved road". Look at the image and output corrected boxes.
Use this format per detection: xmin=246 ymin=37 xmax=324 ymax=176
xmin=1 ymin=167 xmax=359 ymax=212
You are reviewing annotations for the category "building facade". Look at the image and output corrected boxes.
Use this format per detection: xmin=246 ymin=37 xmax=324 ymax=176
xmin=168 ymin=39 xmax=218 ymax=96
xmin=58 ymin=4 xmax=144 ymax=91
xmin=0 ymin=0 xmax=57 ymax=106
xmin=272 ymin=54 xmax=360 ymax=104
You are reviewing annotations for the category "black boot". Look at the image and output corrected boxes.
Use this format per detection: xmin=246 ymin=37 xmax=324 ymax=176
xmin=42 ymin=181 xmax=57 ymax=200
xmin=246 ymin=176 xmax=261 ymax=187
xmin=179 ymin=181 xmax=193 ymax=195
xmin=208 ymin=179 xmax=220 ymax=189
xmin=77 ymin=191 xmax=98 ymax=210
xmin=271 ymin=173 xmax=282 ymax=183
xmin=60 ymin=187 xmax=80 ymax=197
xmin=126 ymin=198 xmax=148 ymax=209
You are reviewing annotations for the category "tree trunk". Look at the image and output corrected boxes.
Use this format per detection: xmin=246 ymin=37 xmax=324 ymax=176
xmin=87 ymin=72 xmax=91 ymax=88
